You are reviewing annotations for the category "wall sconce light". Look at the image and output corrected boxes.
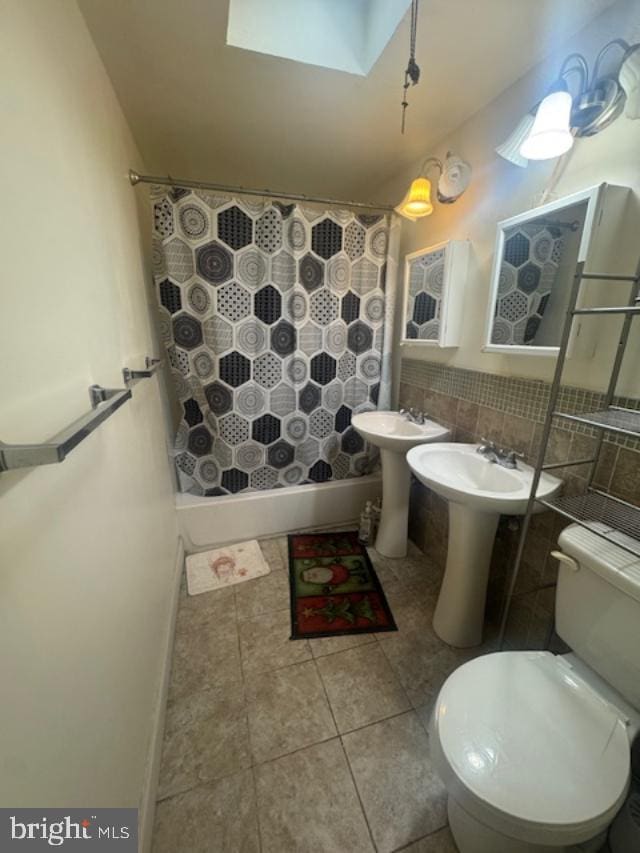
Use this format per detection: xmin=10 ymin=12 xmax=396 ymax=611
xmin=497 ymin=39 xmax=640 ymax=167
xmin=395 ymin=152 xmax=471 ymax=221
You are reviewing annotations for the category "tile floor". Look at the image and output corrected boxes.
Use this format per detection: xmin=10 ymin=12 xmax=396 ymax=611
xmin=153 ymin=531 xmax=496 ymax=852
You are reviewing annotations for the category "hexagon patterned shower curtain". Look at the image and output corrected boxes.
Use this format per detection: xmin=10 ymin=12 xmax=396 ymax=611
xmin=151 ymin=185 xmax=397 ymax=496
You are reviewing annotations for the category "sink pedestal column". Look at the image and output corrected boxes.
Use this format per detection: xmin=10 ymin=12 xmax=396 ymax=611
xmin=433 ymin=503 xmax=499 ymax=647
xmin=375 ymin=449 xmax=411 ymax=559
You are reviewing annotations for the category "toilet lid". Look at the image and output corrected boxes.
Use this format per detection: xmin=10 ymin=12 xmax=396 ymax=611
xmin=434 ymin=652 xmax=630 ymax=837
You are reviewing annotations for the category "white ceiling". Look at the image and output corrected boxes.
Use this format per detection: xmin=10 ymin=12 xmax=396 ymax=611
xmin=79 ymin=0 xmax=614 ymax=204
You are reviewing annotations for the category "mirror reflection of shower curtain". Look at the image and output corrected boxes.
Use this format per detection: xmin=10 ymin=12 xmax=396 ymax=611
xmin=492 ymin=223 xmax=566 ymax=346
xmin=151 ymin=186 xmax=396 ymax=496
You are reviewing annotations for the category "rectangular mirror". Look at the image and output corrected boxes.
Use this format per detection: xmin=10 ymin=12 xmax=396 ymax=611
xmin=401 ymin=239 xmax=470 ymax=348
xmin=484 ymin=185 xmax=607 ymax=355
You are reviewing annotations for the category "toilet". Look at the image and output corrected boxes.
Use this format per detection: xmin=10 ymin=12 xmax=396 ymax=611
xmin=430 ymin=523 xmax=640 ymax=853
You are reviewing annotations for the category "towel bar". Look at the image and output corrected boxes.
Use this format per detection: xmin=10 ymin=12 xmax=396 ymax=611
xmin=0 ymin=385 xmax=133 ymax=472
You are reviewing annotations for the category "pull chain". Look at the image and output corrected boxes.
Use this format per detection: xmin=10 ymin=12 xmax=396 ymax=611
xmin=401 ymin=0 xmax=421 ymax=133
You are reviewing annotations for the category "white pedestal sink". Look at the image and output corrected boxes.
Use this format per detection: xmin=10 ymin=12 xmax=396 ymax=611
xmin=351 ymin=411 xmax=450 ymax=558
xmin=407 ymin=443 xmax=561 ymax=647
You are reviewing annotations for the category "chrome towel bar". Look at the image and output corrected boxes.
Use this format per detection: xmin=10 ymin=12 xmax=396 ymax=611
xmin=0 ymin=357 xmax=161 ymax=473
xmin=122 ymin=356 xmax=162 ymax=386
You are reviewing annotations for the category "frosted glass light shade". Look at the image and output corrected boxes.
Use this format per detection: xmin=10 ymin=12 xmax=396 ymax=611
xmin=395 ymin=177 xmax=433 ymax=220
xmin=520 ymin=91 xmax=574 ymax=160
xmin=620 ymin=45 xmax=640 ymax=119
xmin=495 ymin=114 xmax=535 ymax=168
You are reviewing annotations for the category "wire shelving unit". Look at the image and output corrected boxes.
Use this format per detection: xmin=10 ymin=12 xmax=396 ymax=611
xmin=498 ymin=254 xmax=640 ymax=645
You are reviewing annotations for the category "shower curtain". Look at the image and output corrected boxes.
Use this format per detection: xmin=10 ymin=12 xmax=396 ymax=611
xmin=151 ymin=185 xmax=397 ymax=495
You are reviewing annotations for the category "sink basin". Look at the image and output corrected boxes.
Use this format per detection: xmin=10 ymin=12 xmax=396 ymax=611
xmin=351 ymin=411 xmax=450 ymax=453
xmin=351 ymin=411 xmax=450 ymax=558
xmin=406 ymin=443 xmax=562 ymax=648
xmin=406 ymin=442 xmax=561 ymax=515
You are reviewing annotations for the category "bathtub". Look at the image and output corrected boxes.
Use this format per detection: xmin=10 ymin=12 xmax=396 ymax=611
xmin=176 ymin=473 xmax=382 ymax=552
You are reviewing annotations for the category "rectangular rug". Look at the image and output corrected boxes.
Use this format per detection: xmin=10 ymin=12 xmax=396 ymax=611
xmin=288 ymin=531 xmax=397 ymax=640
xmin=186 ymin=540 xmax=269 ymax=595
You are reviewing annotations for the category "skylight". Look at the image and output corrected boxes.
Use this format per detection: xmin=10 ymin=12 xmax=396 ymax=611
xmin=226 ymin=0 xmax=411 ymax=76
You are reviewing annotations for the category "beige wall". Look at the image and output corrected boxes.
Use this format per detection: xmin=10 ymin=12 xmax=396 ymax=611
xmin=0 ymin=0 xmax=178 ymax=823
xmin=380 ymin=0 xmax=640 ymax=399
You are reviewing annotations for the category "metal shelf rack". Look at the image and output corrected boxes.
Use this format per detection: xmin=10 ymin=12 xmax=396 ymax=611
xmin=498 ymin=255 xmax=640 ymax=645
xmin=0 ymin=357 xmax=161 ymax=473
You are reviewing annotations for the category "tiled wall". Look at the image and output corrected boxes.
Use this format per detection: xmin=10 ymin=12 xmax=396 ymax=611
xmin=399 ymin=358 xmax=640 ymax=648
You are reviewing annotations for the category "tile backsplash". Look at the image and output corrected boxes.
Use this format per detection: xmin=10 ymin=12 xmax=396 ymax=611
xmin=399 ymin=358 xmax=640 ymax=649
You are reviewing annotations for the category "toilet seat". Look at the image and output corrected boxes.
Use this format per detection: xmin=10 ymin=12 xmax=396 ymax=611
xmin=430 ymin=651 xmax=631 ymax=847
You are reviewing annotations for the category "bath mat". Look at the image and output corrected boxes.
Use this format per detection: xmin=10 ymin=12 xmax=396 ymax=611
xmin=288 ymin=531 xmax=397 ymax=640
xmin=186 ymin=540 xmax=269 ymax=595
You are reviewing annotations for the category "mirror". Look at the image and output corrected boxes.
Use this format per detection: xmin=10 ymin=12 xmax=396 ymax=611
xmin=401 ymin=240 xmax=470 ymax=348
xmin=403 ymin=244 xmax=446 ymax=343
xmin=485 ymin=195 xmax=592 ymax=354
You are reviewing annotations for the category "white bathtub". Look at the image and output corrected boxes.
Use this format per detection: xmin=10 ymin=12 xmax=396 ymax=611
xmin=176 ymin=474 xmax=382 ymax=552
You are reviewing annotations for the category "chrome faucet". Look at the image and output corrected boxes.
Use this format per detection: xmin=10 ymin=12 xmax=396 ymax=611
xmin=476 ymin=439 xmax=523 ymax=469
xmin=399 ymin=407 xmax=427 ymax=425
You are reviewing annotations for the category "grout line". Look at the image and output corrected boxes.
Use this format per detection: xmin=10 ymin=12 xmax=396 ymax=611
xmin=390 ymin=823 xmax=451 ymax=852
xmin=338 ymin=705 xmax=417 ymax=739
xmin=311 ymin=657 xmax=378 ymax=850
xmin=246 ymin=733 xmax=343 ymax=772
xmin=337 ymin=736 xmax=379 ymax=852
xmin=250 ymin=765 xmax=264 ymax=853
xmin=309 ymin=635 xmax=378 ymax=660
xmin=155 ymin=762 xmax=253 ymax=804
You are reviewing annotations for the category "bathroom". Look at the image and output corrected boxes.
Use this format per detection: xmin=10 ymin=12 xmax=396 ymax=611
xmin=2 ymin=0 xmax=640 ymax=850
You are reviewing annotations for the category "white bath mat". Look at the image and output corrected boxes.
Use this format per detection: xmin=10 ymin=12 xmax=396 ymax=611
xmin=185 ymin=540 xmax=270 ymax=595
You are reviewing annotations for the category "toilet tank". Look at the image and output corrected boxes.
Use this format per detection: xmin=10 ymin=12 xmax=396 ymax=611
xmin=556 ymin=524 xmax=640 ymax=711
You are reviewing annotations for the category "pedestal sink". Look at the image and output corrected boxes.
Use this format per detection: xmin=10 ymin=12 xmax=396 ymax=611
xmin=406 ymin=443 xmax=561 ymax=647
xmin=352 ymin=411 xmax=450 ymax=558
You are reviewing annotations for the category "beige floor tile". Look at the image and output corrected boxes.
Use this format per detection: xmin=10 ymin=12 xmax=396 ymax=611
xmin=401 ymin=827 xmax=459 ymax=852
xmin=377 ymin=595 xmax=439 ymax=639
xmin=395 ymin=560 xmax=443 ymax=597
xmin=239 ymin=608 xmax=311 ymax=676
xmin=259 ymin=537 xmax=287 ymax=572
xmin=414 ymin=698 xmax=437 ymax=733
xmin=316 ymin=643 xmax=410 ymax=733
xmin=380 ymin=628 xmax=465 ymax=708
xmin=246 ymin=660 xmax=336 ymax=763
xmin=235 ymin=570 xmax=290 ymax=622
xmin=169 ymin=622 xmax=242 ymax=701
xmin=342 ymin=712 xmax=447 ymax=853
xmin=158 ymin=683 xmax=251 ymax=800
xmin=309 ymin=632 xmax=377 ymax=658
xmin=255 ymin=739 xmax=374 ymax=853
xmin=175 ymin=582 xmax=237 ymax=635
xmin=153 ymin=770 xmax=259 ymax=853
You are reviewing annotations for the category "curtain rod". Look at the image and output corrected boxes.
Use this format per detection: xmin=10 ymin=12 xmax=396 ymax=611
xmin=128 ymin=170 xmax=394 ymax=213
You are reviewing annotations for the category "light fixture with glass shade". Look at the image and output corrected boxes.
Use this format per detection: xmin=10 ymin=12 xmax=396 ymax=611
xmin=395 ymin=152 xmax=471 ymax=221
xmin=520 ymin=85 xmax=574 ymax=160
xmin=496 ymin=39 xmax=640 ymax=167
xmin=495 ymin=113 xmax=535 ymax=168
xmin=395 ymin=176 xmax=433 ymax=220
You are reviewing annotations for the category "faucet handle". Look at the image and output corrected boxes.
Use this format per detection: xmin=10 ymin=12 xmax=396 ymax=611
xmin=500 ymin=448 xmax=525 ymax=468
